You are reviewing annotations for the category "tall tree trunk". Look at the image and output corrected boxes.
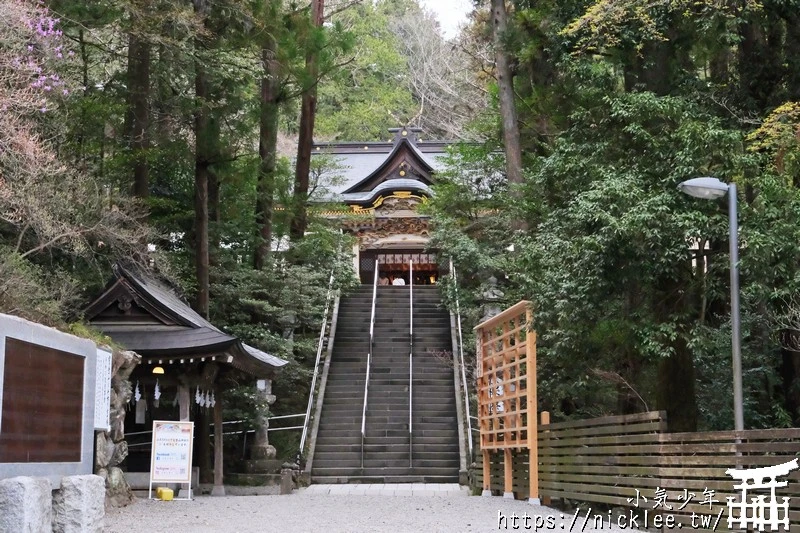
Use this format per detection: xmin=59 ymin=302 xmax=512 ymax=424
xmin=254 ymin=12 xmax=281 ymax=270
xmin=656 ymin=339 xmax=699 ymax=432
xmin=125 ymin=32 xmax=151 ymax=199
xmin=209 ymin=167 xmax=220 ymax=268
xmin=783 ymin=11 xmax=800 ymax=102
xmin=654 ymin=276 xmax=699 ymax=432
xmin=737 ymin=15 xmax=783 ymax=111
xmin=290 ymin=0 xmax=324 ymax=242
xmin=490 ymin=0 xmax=523 ymax=187
xmin=194 ymin=65 xmax=210 ymax=319
xmin=193 ymin=0 xmax=210 ymax=318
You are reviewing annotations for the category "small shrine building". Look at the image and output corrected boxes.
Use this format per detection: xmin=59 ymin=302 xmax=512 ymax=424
xmin=313 ymin=126 xmax=452 ymax=282
xmin=85 ymin=264 xmax=287 ymax=495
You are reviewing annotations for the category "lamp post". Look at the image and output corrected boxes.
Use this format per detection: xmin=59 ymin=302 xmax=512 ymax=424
xmin=678 ymin=177 xmax=743 ymax=431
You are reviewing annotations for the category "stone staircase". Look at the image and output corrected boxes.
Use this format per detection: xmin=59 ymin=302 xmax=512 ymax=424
xmin=409 ymin=286 xmax=460 ymax=481
xmin=310 ymin=285 xmax=460 ymax=483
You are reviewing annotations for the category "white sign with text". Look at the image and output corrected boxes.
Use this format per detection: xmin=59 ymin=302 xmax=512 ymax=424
xmin=149 ymin=420 xmax=194 ymax=499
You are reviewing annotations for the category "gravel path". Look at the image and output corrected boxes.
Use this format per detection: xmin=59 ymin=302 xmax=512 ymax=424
xmin=104 ymin=486 xmax=623 ymax=533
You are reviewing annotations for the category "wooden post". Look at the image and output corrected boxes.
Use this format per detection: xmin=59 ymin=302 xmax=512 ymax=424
xmin=211 ymin=387 xmax=225 ymax=496
xmin=482 ymin=449 xmax=491 ymax=495
xmin=178 ymin=384 xmax=191 ymax=421
xmin=540 ymin=411 xmax=550 ymax=506
xmin=198 ymin=407 xmax=212 ymax=483
xmin=176 ymin=383 xmax=192 ymax=498
xmin=503 ymin=447 xmax=514 ymax=498
xmin=527 ymin=309 xmax=539 ymax=504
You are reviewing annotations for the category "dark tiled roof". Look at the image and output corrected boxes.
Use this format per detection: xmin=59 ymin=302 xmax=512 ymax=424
xmin=312 ymin=141 xmax=450 ymax=198
xmin=120 ymin=265 xmax=219 ymax=330
xmin=106 ymin=328 xmax=236 ymax=355
xmin=86 ymin=265 xmax=287 ymax=375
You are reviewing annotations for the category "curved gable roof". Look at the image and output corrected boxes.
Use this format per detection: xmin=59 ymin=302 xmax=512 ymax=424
xmin=340 ymin=179 xmax=433 ymax=204
xmin=85 ymin=264 xmax=287 ymax=375
xmin=341 ymin=137 xmax=435 ymax=194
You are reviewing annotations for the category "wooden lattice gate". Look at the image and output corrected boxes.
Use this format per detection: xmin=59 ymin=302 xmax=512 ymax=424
xmin=475 ymin=300 xmax=539 ymax=502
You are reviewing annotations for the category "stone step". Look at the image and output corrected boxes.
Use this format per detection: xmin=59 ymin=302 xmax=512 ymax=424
xmin=309 ymin=474 xmax=460 ymax=484
xmin=315 ymin=435 xmax=361 ymax=445
xmin=309 ymin=467 xmax=458 ymax=479
xmin=322 ymin=384 xmax=367 ymax=392
xmin=311 ymin=285 xmax=459 ymax=484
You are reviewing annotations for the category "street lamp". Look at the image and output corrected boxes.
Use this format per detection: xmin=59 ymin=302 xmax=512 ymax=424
xmin=678 ymin=177 xmax=743 ymax=431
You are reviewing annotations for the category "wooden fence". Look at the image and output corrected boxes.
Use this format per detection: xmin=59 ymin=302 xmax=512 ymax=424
xmin=474 ymin=411 xmax=800 ymax=532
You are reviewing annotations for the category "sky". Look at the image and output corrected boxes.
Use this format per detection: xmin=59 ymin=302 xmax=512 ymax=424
xmin=419 ymin=0 xmax=472 ymax=39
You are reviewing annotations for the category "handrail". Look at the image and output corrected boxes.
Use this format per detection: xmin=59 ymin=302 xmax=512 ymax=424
xmin=450 ymin=258 xmax=473 ymax=457
xmin=299 ymin=262 xmax=337 ymax=456
xmin=408 ymin=259 xmax=414 ymax=468
xmin=303 ymin=293 xmax=340 ymax=475
xmin=361 ymin=258 xmax=379 ymax=470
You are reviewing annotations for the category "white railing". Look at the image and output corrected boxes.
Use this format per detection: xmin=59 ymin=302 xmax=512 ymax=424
xmin=361 ymin=258 xmax=379 ymax=469
xmin=299 ymin=265 xmax=337 ymax=456
xmin=450 ymin=258 xmax=473 ymax=456
xmin=408 ymin=259 xmax=414 ymax=467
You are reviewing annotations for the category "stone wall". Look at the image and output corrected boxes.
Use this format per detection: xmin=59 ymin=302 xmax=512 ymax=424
xmin=94 ymin=350 xmax=140 ymax=508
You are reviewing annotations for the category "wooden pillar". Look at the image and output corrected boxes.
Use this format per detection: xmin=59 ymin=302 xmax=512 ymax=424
xmin=540 ymin=411 xmax=550 ymax=506
xmin=482 ymin=449 xmax=491 ymax=495
xmin=527 ymin=309 xmax=539 ymax=503
xmin=352 ymin=242 xmax=360 ymax=279
xmin=178 ymin=384 xmax=191 ymax=421
xmin=211 ymin=387 xmax=225 ymax=496
xmin=198 ymin=408 xmax=212 ymax=483
xmin=176 ymin=383 xmax=193 ymax=499
xmin=503 ymin=447 xmax=514 ymax=498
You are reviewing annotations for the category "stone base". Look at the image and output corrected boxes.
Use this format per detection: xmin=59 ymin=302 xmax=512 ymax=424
xmin=224 ymin=473 xmax=282 ymax=487
xmin=528 ymin=497 xmax=541 ymax=505
xmin=503 ymin=491 xmax=515 ymax=499
xmin=250 ymin=444 xmax=277 ymax=460
xmin=52 ymin=475 xmax=105 ymax=533
xmin=481 ymin=489 xmax=492 ymax=497
xmin=0 ymin=476 xmax=52 ymax=533
xmin=177 ymin=485 xmax=193 ymax=499
xmin=210 ymin=485 xmax=226 ymax=497
xmin=242 ymin=459 xmax=283 ymax=474
xmin=197 ymin=484 xmax=280 ymax=496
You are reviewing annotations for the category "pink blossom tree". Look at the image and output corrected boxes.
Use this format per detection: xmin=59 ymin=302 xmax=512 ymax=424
xmin=0 ymin=0 xmax=151 ymax=323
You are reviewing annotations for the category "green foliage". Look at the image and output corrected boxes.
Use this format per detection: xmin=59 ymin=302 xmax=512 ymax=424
xmin=431 ymin=61 xmax=800 ymax=427
xmin=315 ymin=1 xmax=417 ymax=140
xmin=209 ymin=226 xmax=358 ymax=427
xmin=0 ymin=250 xmax=77 ymax=326
xmin=9 ymin=0 xmax=800 ymax=466
xmin=746 ymin=102 xmax=800 ymax=177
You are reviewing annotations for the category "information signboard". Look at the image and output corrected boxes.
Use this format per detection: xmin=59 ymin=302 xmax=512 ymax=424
xmin=149 ymin=420 xmax=194 ymax=499
xmin=94 ymin=348 xmax=112 ymax=431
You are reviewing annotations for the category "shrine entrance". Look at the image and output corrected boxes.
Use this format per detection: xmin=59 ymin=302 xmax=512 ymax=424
xmin=358 ymin=249 xmax=443 ymax=284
